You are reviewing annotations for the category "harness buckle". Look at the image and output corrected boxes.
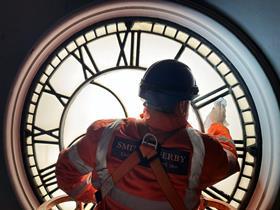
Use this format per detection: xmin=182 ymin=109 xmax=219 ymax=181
xmin=142 ymin=133 xmax=158 ymax=150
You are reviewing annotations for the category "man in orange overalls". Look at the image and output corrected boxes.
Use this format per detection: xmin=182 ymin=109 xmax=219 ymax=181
xmin=56 ymin=59 xmax=239 ymax=210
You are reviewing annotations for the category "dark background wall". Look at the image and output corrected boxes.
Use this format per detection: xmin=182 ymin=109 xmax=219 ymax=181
xmin=206 ymin=0 xmax=280 ymax=77
xmin=0 ymin=1 xmax=279 ymax=209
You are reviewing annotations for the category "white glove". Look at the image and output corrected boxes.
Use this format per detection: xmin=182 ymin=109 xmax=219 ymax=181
xmin=204 ymin=98 xmax=228 ymax=131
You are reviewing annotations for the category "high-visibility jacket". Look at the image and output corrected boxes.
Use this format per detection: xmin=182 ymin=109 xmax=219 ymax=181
xmin=56 ymin=116 xmax=239 ymax=210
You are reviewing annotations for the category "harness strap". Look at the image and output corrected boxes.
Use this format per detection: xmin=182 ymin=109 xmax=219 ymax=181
xmin=95 ymin=150 xmax=140 ymax=202
xmin=136 ymin=121 xmax=187 ymax=210
xmin=141 ymin=144 xmax=187 ymax=210
xmin=95 ymin=121 xmax=187 ymax=210
xmin=98 ymin=133 xmax=159 ymax=199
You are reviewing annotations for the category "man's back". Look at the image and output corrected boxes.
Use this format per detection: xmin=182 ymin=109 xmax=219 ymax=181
xmin=56 ymin=59 xmax=239 ymax=210
xmin=56 ymin=116 xmax=238 ymax=210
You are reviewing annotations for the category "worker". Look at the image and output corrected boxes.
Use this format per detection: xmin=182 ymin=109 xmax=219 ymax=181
xmin=55 ymin=59 xmax=240 ymax=210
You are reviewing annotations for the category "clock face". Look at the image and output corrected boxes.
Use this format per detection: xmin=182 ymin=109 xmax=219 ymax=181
xmin=21 ymin=17 xmax=261 ymax=209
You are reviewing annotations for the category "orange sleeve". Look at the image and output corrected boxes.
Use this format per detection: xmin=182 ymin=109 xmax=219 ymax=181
xmin=207 ymin=123 xmax=231 ymax=139
xmin=208 ymin=123 xmax=238 ymax=158
xmin=55 ymin=149 xmax=96 ymax=202
xmin=199 ymin=123 xmax=239 ymax=189
xmin=55 ymin=120 xmax=112 ymax=202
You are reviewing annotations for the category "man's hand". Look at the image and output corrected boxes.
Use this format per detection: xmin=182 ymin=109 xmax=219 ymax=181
xmin=209 ymin=104 xmax=226 ymax=123
xmin=204 ymin=98 xmax=228 ymax=131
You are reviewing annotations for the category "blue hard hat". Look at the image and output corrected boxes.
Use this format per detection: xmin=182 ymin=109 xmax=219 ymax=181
xmin=139 ymin=59 xmax=199 ymax=112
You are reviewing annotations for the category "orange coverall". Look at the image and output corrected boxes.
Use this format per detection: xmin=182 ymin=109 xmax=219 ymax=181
xmin=56 ymin=112 xmax=239 ymax=210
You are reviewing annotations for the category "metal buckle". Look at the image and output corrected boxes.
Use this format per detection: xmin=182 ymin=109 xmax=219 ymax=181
xmin=142 ymin=133 xmax=158 ymax=150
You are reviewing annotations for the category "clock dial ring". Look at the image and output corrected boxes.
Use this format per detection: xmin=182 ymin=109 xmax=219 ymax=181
xmin=22 ymin=17 xmax=260 ymax=209
xmin=4 ymin=2 xmax=279 ymax=210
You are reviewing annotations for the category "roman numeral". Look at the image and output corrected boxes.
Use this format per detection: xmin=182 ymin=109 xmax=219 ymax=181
xmin=116 ymin=30 xmax=130 ymax=66
xmin=204 ymin=186 xmax=231 ymax=202
xmin=39 ymin=164 xmax=57 ymax=186
xmin=208 ymin=186 xmax=231 ymax=201
xmin=191 ymin=85 xmax=230 ymax=109
xmin=33 ymin=126 xmax=60 ymax=145
xmin=116 ymin=22 xmax=141 ymax=67
xmin=174 ymin=44 xmax=186 ymax=60
xmin=37 ymin=164 xmax=59 ymax=197
xmin=233 ymin=139 xmax=245 ymax=158
xmin=83 ymin=203 xmax=95 ymax=209
xmin=130 ymin=31 xmax=141 ymax=66
xmin=247 ymin=143 xmax=257 ymax=157
xmin=71 ymin=46 xmax=99 ymax=79
xmin=83 ymin=45 xmax=99 ymax=74
xmin=174 ymin=35 xmax=192 ymax=60
xmin=44 ymin=82 xmax=70 ymax=107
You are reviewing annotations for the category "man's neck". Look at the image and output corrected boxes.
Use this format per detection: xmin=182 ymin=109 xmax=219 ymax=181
xmin=141 ymin=108 xmax=188 ymax=131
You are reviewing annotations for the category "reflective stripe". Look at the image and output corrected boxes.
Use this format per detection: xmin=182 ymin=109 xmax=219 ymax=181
xmin=68 ymin=144 xmax=93 ymax=174
xmin=217 ymin=136 xmax=229 ymax=142
xmin=186 ymin=128 xmax=205 ymax=188
xmin=217 ymin=136 xmax=235 ymax=145
xmin=185 ymin=128 xmax=205 ymax=210
xmin=184 ymin=188 xmax=198 ymax=210
xmin=101 ymin=175 xmax=114 ymax=197
xmin=96 ymin=120 xmax=122 ymax=171
xmin=68 ymin=175 xmax=91 ymax=198
xmin=110 ymin=187 xmax=172 ymax=210
xmin=95 ymin=119 xmax=122 ymax=189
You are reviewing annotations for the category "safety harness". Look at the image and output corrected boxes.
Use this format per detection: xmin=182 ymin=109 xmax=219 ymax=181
xmin=94 ymin=122 xmax=188 ymax=210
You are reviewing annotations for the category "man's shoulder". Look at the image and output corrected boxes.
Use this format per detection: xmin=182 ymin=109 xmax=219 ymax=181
xmin=87 ymin=118 xmax=138 ymax=131
xmin=88 ymin=119 xmax=117 ymax=131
